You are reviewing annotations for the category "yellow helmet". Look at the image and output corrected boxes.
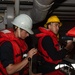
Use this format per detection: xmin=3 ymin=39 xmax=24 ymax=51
xmin=44 ymin=15 xmax=62 ymax=28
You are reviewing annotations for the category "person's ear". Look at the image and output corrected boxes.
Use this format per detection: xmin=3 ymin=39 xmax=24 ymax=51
xmin=48 ymin=24 xmax=51 ymax=29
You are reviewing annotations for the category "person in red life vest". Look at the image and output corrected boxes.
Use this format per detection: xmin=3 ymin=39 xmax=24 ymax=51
xmin=0 ymin=14 xmax=37 ymax=75
xmin=35 ymin=15 xmax=74 ymax=75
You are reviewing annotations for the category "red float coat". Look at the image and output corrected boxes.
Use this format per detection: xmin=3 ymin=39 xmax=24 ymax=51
xmin=0 ymin=29 xmax=28 ymax=75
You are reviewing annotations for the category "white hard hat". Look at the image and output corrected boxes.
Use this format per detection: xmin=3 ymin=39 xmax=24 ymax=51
xmin=11 ymin=14 xmax=34 ymax=34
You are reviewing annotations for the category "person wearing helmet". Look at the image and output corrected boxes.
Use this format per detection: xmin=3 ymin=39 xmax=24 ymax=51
xmin=35 ymin=15 xmax=74 ymax=75
xmin=0 ymin=14 xmax=37 ymax=75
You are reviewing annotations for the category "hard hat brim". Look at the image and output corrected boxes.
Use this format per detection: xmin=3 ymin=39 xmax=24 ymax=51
xmin=25 ymin=28 xmax=34 ymax=34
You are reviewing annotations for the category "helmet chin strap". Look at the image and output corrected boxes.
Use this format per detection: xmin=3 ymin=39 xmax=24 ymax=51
xmin=17 ymin=27 xmax=21 ymax=38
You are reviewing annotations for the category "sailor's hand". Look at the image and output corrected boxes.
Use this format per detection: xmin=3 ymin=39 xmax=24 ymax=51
xmin=65 ymin=40 xmax=74 ymax=51
xmin=27 ymin=48 xmax=37 ymax=58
